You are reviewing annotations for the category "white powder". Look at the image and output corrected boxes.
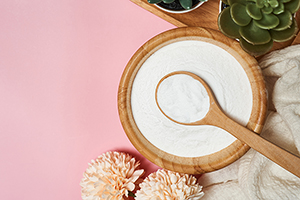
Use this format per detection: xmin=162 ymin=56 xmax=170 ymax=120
xmin=156 ymin=74 xmax=210 ymax=123
xmin=131 ymin=40 xmax=253 ymax=157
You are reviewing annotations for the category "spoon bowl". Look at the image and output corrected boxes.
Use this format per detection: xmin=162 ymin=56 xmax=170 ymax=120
xmin=156 ymin=71 xmax=300 ymax=178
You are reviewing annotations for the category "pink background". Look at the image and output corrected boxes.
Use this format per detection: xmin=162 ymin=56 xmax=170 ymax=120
xmin=0 ymin=1 xmax=175 ymax=199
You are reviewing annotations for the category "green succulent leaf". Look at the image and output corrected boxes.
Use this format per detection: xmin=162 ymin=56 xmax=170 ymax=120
xmin=163 ymin=0 xmax=175 ymax=3
xmin=246 ymin=3 xmax=263 ymax=20
xmin=179 ymin=0 xmax=193 ymax=9
xmin=218 ymin=7 xmax=241 ymax=39
xmin=271 ymin=3 xmax=279 ymax=8
xmin=148 ymin=0 xmax=162 ymax=3
xmin=270 ymin=18 xmax=298 ymax=42
xmin=231 ymin=3 xmax=252 ymax=26
xmin=273 ymin=2 xmax=284 ymax=14
xmin=280 ymin=0 xmax=292 ymax=3
xmin=284 ymin=0 xmax=300 ymax=13
xmin=228 ymin=0 xmax=247 ymax=6
xmin=270 ymin=1 xmax=279 ymax=7
xmin=240 ymin=21 xmax=271 ymax=44
xmin=262 ymin=6 xmax=273 ymax=14
xmin=269 ymin=0 xmax=279 ymax=7
xmin=273 ymin=11 xmax=293 ymax=31
xmin=239 ymin=37 xmax=273 ymax=56
xmin=222 ymin=0 xmax=229 ymax=4
xmin=256 ymin=0 xmax=266 ymax=8
xmin=254 ymin=13 xmax=279 ymax=29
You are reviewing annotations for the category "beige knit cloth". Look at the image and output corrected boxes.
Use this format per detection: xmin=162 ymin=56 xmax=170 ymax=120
xmin=198 ymin=45 xmax=300 ymax=200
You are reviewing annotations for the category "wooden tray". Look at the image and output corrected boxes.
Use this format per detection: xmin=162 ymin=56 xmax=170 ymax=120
xmin=131 ymin=0 xmax=300 ymax=55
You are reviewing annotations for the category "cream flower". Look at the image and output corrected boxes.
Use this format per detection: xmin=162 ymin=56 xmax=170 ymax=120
xmin=135 ymin=169 xmax=204 ymax=200
xmin=80 ymin=151 xmax=144 ymax=200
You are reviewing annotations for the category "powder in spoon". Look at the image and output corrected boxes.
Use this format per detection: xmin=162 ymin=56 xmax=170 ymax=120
xmin=156 ymin=74 xmax=210 ymax=123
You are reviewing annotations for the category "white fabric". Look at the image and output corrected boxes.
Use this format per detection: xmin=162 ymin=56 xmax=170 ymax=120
xmin=198 ymin=45 xmax=300 ymax=200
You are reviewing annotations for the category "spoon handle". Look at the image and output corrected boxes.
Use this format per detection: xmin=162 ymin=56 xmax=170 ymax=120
xmin=206 ymin=108 xmax=300 ymax=178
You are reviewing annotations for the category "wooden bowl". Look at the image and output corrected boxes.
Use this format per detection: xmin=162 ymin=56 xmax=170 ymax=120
xmin=118 ymin=27 xmax=267 ymax=174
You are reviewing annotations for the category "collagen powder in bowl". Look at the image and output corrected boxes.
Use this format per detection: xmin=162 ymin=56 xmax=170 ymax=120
xmin=118 ymin=27 xmax=267 ymax=174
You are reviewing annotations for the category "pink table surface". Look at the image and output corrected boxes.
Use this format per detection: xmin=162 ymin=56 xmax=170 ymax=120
xmin=0 ymin=1 xmax=175 ymax=199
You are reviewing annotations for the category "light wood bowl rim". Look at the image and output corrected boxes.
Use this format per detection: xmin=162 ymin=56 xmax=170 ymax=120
xmin=118 ymin=27 xmax=268 ymax=174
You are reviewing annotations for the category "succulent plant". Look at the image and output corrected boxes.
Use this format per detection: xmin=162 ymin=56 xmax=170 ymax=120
xmin=148 ymin=0 xmax=202 ymax=10
xmin=218 ymin=0 xmax=300 ymax=56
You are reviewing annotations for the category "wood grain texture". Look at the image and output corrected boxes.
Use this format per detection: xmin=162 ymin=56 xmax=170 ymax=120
xmin=118 ymin=27 xmax=268 ymax=174
xmin=292 ymin=32 xmax=300 ymax=45
xmin=130 ymin=0 xmax=300 ymax=55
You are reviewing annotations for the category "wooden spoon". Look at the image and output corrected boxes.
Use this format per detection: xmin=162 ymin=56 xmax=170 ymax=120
xmin=156 ymin=71 xmax=300 ymax=178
